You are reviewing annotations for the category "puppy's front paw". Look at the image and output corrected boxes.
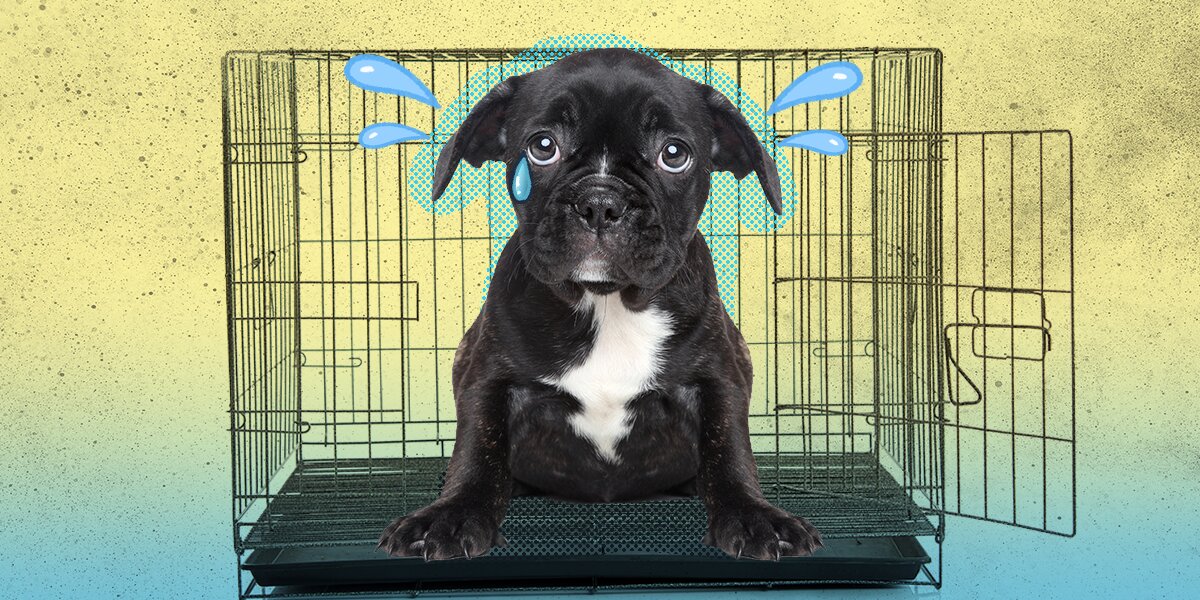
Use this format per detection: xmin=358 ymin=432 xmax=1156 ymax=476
xmin=703 ymin=502 xmax=822 ymax=560
xmin=377 ymin=500 xmax=506 ymax=560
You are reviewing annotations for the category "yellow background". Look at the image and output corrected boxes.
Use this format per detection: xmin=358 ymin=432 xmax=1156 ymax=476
xmin=1 ymin=0 xmax=1197 ymax=598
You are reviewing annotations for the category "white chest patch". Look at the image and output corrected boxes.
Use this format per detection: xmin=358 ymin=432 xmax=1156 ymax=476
xmin=539 ymin=292 xmax=673 ymax=463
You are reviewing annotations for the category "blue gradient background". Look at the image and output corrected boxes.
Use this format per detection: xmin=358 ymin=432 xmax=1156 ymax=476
xmin=2 ymin=1 xmax=1198 ymax=598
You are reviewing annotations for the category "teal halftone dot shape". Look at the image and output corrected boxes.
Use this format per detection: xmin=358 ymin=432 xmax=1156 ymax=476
xmin=404 ymin=34 xmax=796 ymax=314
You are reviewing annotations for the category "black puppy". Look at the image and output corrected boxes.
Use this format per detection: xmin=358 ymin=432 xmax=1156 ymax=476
xmin=378 ymin=48 xmax=822 ymax=561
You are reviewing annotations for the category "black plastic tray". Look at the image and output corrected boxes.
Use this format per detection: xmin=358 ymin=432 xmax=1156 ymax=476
xmin=244 ymin=536 xmax=930 ymax=590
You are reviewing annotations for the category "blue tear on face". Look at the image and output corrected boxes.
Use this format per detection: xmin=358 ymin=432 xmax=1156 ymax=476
xmin=511 ymin=155 xmax=532 ymax=202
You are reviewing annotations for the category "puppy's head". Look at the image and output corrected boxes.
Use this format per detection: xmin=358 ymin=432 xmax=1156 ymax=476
xmin=433 ymin=48 xmax=782 ymax=294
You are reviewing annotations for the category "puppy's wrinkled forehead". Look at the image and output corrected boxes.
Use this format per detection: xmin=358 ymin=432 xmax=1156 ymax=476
xmin=515 ymin=56 xmax=706 ymax=152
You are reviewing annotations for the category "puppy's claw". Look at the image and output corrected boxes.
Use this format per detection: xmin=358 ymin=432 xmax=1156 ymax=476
xmin=377 ymin=502 xmax=502 ymax=561
xmin=704 ymin=503 xmax=822 ymax=560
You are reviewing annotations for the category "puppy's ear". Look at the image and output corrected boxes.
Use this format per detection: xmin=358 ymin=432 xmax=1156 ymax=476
xmin=432 ymin=75 xmax=520 ymax=201
xmin=701 ymin=85 xmax=783 ymax=214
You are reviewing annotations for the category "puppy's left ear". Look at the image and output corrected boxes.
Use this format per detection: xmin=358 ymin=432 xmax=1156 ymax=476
xmin=701 ymin=85 xmax=783 ymax=214
xmin=432 ymin=75 xmax=521 ymax=201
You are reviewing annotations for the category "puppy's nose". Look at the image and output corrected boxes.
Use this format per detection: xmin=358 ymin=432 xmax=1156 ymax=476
xmin=572 ymin=192 xmax=627 ymax=231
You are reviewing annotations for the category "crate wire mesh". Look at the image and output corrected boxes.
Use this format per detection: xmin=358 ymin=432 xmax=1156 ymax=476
xmin=222 ymin=43 xmax=1075 ymax=596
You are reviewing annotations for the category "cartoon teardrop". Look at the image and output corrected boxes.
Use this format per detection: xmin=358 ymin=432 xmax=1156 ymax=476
xmin=511 ymin=156 xmax=532 ymax=202
xmin=358 ymin=123 xmax=430 ymax=149
xmin=344 ymin=54 xmax=442 ymax=109
xmin=767 ymin=62 xmax=863 ymax=115
xmin=778 ymin=129 xmax=849 ymax=156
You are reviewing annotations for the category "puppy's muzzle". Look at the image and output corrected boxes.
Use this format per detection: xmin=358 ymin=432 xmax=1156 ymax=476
xmin=569 ymin=176 xmax=632 ymax=233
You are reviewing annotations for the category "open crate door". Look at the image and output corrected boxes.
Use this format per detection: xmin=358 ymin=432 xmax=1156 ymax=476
xmin=936 ymin=131 xmax=1076 ymax=536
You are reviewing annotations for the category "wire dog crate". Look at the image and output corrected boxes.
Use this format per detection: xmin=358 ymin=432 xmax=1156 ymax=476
xmin=222 ymin=43 xmax=1076 ymax=597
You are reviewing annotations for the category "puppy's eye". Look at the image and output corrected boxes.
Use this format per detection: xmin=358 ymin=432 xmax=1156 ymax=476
xmin=527 ymin=134 xmax=560 ymax=166
xmin=657 ymin=141 xmax=691 ymax=173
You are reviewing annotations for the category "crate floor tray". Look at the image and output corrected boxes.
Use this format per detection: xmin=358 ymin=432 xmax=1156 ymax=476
xmin=245 ymin=536 xmax=931 ymax=589
xmin=240 ymin=454 xmax=935 ymax=589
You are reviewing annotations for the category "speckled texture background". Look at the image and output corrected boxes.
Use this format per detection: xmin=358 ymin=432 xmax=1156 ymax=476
xmin=2 ymin=1 xmax=1198 ymax=598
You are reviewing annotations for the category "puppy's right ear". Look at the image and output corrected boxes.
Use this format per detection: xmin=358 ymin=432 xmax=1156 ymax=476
xmin=432 ymin=76 xmax=520 ymax=201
